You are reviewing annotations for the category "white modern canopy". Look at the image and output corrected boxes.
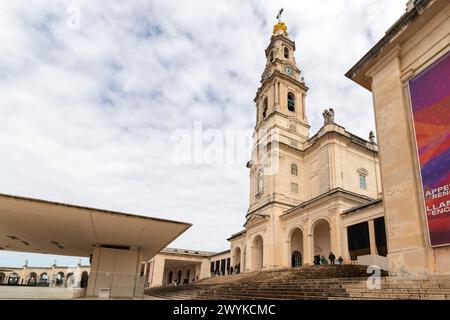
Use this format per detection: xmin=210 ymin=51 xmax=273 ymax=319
xmin=0 ymin=193 xmax=191 ymax=260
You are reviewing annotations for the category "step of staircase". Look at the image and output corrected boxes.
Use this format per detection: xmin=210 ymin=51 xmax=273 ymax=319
xmin=145 ymin=265 xmax=450 ymax=300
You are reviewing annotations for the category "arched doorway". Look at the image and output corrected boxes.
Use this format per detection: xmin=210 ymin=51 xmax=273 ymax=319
xmin=177 ymin=270 xmax=182 ymax=283
xmin=66 ymin=273 xmax=74 ymax=287
xmin=55 ymin=272 xmax=64 ymax=286
xmin=8 ymin=273 xmax=19 ymax=285
xmin=0 ymin=272 xmax=5 ymax=284
xmin=167 ymin=271 xmax=173 ymax=285
xmin=313 ymin=219 xmax=331 ymax=264
xmin=290 ymin=228 xmax=303 ymax=267
xmin=252 ymin=235 xmax=264 ymax=271
xmin=292 ymin=251 xmax=302 ymax=267
xmin=28 ymin=272 xmax=37 ymax=285
xmin=80 ymin=271 xmax=89 ymax=288
xmin=39 ymin=272 xmax=48 ymax=284
xmin=233 ymin=247 xmax=241 ymax=273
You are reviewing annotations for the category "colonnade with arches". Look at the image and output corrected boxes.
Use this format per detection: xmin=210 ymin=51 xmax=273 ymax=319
xmin=0 ymin=264 xmax=90 ymax=288
xmin=231 ymin=217 xmax=338 ymax=271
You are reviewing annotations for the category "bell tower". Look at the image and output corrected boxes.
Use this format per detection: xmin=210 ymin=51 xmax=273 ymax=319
xmin=247 ymin=11 xmax=309 ymax=215
xmin=254 ymin=13 xmax=309 ymax=139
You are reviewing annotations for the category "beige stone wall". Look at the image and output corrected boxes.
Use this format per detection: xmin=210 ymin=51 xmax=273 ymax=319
xmin=242 ymin=217 xmax=269 ymax=272
xmin=87 ymin=246 xmax=143 ymax=297
xmin=146 ymin=249 xmax=226 ymax=288
xmin=148 ymin=253 xmax=166 ymax=287
xmin=230 ymin=235 xmax=246 ymax=269
xmin=248 ymin=125 xmax=381 ymax=210
xmin=363 ymin=2 xmax=449 ymax=275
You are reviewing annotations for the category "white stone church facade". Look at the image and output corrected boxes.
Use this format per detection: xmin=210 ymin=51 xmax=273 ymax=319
xmin=0 ymin=20 xmax=388 ymax=290
xmin=144 ymin=21 xmax=388 ymax=287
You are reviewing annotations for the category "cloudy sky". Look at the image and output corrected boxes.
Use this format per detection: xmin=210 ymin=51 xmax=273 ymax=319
xmin=0 ymin=0 xmax=406 ymax=267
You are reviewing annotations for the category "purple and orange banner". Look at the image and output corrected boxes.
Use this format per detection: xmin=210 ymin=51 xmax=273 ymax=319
xmin=408 ymin=51 xmax=450 ymax=247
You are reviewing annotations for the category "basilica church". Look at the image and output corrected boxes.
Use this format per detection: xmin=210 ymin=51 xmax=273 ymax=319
xmin=1 ymin=1 xmax=448 ymax=299
xmin=228 ymin=20 xmax=386 ymax=272
xmin=144 ymin=19 xmax=388 ymax=287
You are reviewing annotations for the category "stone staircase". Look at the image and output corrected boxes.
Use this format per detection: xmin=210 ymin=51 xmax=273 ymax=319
xmin=342 ymin=275 xmax=450 ymax=300
xmin=145 ymin=265 xmax=450 ymax=300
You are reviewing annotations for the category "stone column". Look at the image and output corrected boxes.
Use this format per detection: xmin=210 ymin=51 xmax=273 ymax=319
xmin=87 ymin=246 xmax=144 ymax=297
xmin=277 ymin=82 xmax=281 ymax=107
xmin=304 ymin=232 xmax=314 ymax=266
xmin=21 ymin=262 xmax=28 ymax=285
xmin=50 ymin=264 xmax=56 ymax=287
xmin=244 ymin=242 xmax=250 ymax=272
xmin=368 ymin=220 xmax=378 ymax=255
xmin=302 ymin=94 xmax=306 ymax=120
xmin=330 ymin=215 xmax=340 ymax=256
xmin=273 ymin=83 xmax=276 ymax=110
xmin=74 ymin=266 xmax=82 ymax=288
xmin=194 ymin=263 xmax=200 ymax=280
xmin=274 ymin=82 xmax=279 ymax=110
xmin=285 ymin=239 xmax=291 ymax=268
xmin=199 ymin=260 xmax=210 ymax=279
xmin=342 ymin=227 xmax=351 ymax=262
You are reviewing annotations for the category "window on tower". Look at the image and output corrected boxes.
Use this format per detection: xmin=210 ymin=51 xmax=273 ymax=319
xmin=270 ymin=51 xmax=274 ymax=63
xmin=359 ymin=174 xmax=367 ymax=189
xmin=284 ymin=47 xmax=289 ymax=59
xmin=357 ymin=168 xmax=368 ymax=189
xmin=287 ymin=92 xmax=295 ymax=112
xmin=291 ymin=164 xmax=298 ymax=176
xmin=263 ymin=97 xmax=268 ymax=118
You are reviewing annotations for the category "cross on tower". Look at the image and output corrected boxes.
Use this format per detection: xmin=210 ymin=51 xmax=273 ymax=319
xmin=276 ymin=8 xmax=284 ymax=23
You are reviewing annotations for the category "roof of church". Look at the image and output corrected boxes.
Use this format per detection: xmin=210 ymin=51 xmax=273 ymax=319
xmin=161 ymin=247 xmax=215 ymax=257
xmin=304 ymin=123 xmax=377 ymax=152
xmin=209 ymin=249 xmax=231 ymax=258
xmin=342 ymin=198 xmax=383 ymax=214
xmin=227 ymin=230 xmax=246 ymax=241
xmin=281 ymin=188 xmax=376 ymax=218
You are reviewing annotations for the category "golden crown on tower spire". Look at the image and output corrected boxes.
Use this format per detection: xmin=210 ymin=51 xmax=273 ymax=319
xmin=273 ymin=8 xmax=287 ymax=34
xmin=273 ymin=22 xmax=287 ymax=34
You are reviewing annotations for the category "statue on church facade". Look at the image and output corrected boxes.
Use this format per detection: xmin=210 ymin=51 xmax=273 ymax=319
xmin=369 ymin=131 xmax=376 ymax=144
xmin=322 ymin=108 xmax=335 ymax=125
xmin=257 ymin=169 xmax=264 ymax=194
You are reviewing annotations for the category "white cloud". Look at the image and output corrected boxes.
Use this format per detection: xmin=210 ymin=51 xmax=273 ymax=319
xmin=0 ymin=0 xmax=405 ymax=267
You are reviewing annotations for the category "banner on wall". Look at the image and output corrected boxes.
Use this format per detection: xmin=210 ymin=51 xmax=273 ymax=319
xmin=408 ymin=51 xmax=450 ymax=247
